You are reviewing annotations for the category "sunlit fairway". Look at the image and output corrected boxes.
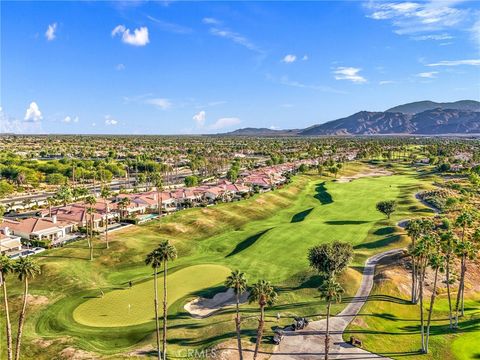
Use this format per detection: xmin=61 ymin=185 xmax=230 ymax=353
xmin=73 ymin=264 xmax=231 ymax=327
xmin=14 ymin=164 xmax=450 ymax=358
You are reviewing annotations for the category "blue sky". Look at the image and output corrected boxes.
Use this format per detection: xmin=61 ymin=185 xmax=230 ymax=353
xmin=1 ymin=0 xmax=479 ymax=134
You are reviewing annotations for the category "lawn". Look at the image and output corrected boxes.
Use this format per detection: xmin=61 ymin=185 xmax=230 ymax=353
xmin=1 ymin=162 xmax=440 ymax=359
xmin=73 ymin=264 xmax=231 ymax=327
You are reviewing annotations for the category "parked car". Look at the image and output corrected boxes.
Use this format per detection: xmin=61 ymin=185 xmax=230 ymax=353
xmin=32 ymin=247 xmax=46 ymax=254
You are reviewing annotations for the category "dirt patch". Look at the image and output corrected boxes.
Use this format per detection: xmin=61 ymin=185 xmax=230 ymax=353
xmin=60 ymin=347 xmax=98 ymax=360
xmin=27 ymin=294 xmax=49 ymax=307
xmin=336 ymin=167 xmax=393 ymax=183
xmin=213 ymin=339 xmax=272 ymax=360
xmin=184 ymin=288 xmax=249 ymax=318
xmin=375 ymin=251 xmax=480 ymax=297
xmin=32 ymin=338 xmax=55 ymax=348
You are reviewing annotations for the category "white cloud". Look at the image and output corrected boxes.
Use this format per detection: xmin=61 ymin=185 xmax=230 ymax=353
xmin=333 ymin=67 xmax=367 ymax=83
xmin=104 ymin=115 xmax=118 ymax=125
xmin=45 ymin=23 xmax=57 ymax=41
xmin=302 ymin=55 xmax=309 ymax=61
xmin=209 ymin=117 xmax=241 ymax=130
xmin=115 ymin=63 xmax=126 ymax=71
xmin=145 ymin=98 xmax=171 ymax=110
xmin=193 ymin=110 xmax=206 ymax=127
xmin=63 ymin=115 xmax=79 ymax=123
xmin=365 ymin=1 xmax=467 ymax=35
xmin=24 ymin=102 xmax=43 ymax=122
xmin=427 ymin=59 xmax=480 ymax=66
xmin=112 ymin=25 xmax=149 ymax=46
xmin=147 ymin=15 xmax=192 ymax=34
xmin=1 ymin=107 xmax=42 ymax=133
xmin=417 ymin=71 xmax=438 ymax=78
xmin=282 ymin=54 xmax=297 ymax=63
xmin=202 ymin=17 xmax=221 ymax=25
xmin=379 ymin=80 xmax=395 ymax=85
xmin=411 ymin=33 xmax=453 ymax=41
xmin=209 ymin=27 xmax=259 ymax=52
xmin=271 ymin=75 xmax=346 ymax=94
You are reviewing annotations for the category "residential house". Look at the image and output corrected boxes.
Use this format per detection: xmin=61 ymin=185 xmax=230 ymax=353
xmin=0 ymin=227 xmax=22 ymax=254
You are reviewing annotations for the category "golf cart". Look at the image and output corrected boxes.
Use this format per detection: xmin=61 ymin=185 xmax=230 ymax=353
xmin=273 ymin=329 xmax=284 ymax=345
xmin=293 ymin=316 xmax=309 ymax=330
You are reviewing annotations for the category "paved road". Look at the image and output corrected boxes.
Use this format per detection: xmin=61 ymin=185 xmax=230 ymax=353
xmin=271 ymin=249 xmax=403 ymax=360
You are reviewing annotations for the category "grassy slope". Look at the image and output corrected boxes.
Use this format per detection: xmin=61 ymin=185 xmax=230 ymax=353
xmin=344 ymin=279 xmax=480 ymax=360
xmin=1 ymin=163 xmax=436 ymax=359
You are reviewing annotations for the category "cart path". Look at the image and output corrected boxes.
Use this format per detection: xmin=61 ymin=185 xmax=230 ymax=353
xmin=270 ymin=249 xmax=403 ymax=360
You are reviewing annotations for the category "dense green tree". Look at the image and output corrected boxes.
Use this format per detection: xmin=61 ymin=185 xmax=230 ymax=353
xmin=376 ymin=200 xmax=396 ymax=219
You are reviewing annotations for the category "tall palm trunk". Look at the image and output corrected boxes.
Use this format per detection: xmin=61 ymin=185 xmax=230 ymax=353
xmin=425 ymin=267 xmax=439 ymax=353
xmin=411 ymin=258 xmax=416 ymax=303
xmin=14 ymin=278 xmax=28 ymax=360
xmin=1 ymin=273 xmax=13 ymax=360
xmin=89 ymin=211 xmax=94 ymax=261
xmin=162 ymin=260 xmax=168 ymax=360
xmin=454 ymin=255 xmax=466 ymax=327
xmin=153 ymin=266 xmax=161 ymax=360
xmin=325 ymin=301 xmax=331 ymax=360
xmin=105 ymin=204 xmax=109 ymax=249
xmin=446 ymin=260 xmax=453 ymax=328
xmin=419 ymin=262 xmax=426 ymax=353
xmin=253 ymin=304 xmax=265 ymax=360
xmin=234 ymin=292 xmax=243 ymax=360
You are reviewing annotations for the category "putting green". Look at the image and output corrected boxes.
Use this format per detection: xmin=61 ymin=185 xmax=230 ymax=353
xmin=73 ymin=264 xmax=230 ymax=327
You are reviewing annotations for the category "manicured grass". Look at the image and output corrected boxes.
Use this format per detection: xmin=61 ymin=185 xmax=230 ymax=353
xmin=73 ymin=264 xmax=231 ymax=327
xmin=1 ymin=162 xmax=439 ymax=358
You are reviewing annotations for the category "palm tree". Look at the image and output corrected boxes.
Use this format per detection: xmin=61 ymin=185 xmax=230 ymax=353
xmin=454 ymin=211 xmax=474 ymax=318
xmin=425 ymin=249 xmax=442 ymax=353
xmin=85 ymin=195 xmax=97 ymax=261
xmin=145 ymin=249 xmax=162 ymax=360
xmin=412 ymin=234 xmax=434 ymax=353
xmin=0 ymin=255 xmax=14 ymax=360
xmin=13 ymin=256 xmax=41 ymax=360
xmin=55 ymin=185 xmax=72 ymax=206
xmin=225 ymin=270 xmax=248 ymax=360
xmin=440 ymin=230 xmax=457 ymax=328
xmin=117 ymin=197 xmax=131 ymax=220
xmin=406 ymin=219 xmax=421 ymax=303
xmin=319 ymin=278 xmax=344 ymax=360
xmin=46 ymin=196 xmax=56 ymax=217
xmin=248 ymin=280 xmax=277 ymax=360
xmin=153 ymin=173 xmax=164 ymax=217
xmin=100 ymin=187 xmax=112 ymax=249
xmin=145 ymin=241 xmax=177 ymax=360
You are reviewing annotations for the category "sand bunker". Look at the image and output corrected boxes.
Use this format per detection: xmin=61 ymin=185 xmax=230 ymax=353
xmin=336 ymin=167 xmax=393 ymax=183
xmin=184 ymin=288 xmax=249 ymax=318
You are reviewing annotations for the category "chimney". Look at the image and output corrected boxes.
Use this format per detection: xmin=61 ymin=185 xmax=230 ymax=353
xmin=52 ymin=215 xmax=57 ymax=224
xmin=3 ymin=227 xmax=10 ymax=236
xmin=153 ymin=193 xmax=157 ymax=201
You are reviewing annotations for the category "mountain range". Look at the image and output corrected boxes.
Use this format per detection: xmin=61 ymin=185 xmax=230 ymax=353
xmin=222 ymin=100 xmax=480 ymax=136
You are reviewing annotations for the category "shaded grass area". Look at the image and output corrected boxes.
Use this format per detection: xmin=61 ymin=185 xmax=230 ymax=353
xmin=0 ymin=162 xmax=439 ymax=359
xmin=291 ymin=208 xmax=314 ymax=223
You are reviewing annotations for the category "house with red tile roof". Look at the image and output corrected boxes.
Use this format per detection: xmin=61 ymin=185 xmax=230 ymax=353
xmin=0 ymin=216 xmax=75 ymax=242
xmin=0 ymin=227 xmax=22 ymax=254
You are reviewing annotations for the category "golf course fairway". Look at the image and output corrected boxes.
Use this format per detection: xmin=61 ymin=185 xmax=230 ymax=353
xmin=73 ymin=264 xmax=231 ymax=327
